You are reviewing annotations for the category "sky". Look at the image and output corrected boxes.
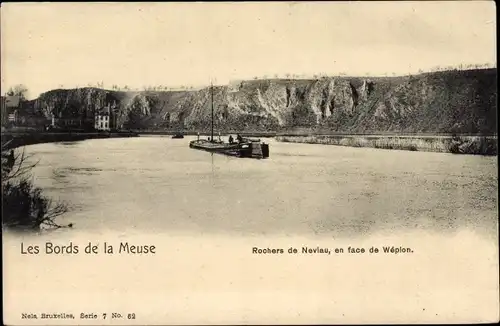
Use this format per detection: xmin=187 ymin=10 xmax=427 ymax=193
xmin=1 ymin=1 xmax=497 ymax=99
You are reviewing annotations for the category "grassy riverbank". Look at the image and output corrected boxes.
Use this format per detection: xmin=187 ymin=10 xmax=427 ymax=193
xmin=275 ymin=135 xmax=498 ymax=155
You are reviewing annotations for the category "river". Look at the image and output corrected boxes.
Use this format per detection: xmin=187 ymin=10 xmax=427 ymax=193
xmin=19 ymin=135 xmax=498 ymax=239
xmin=3 ymin=136 xmax=499 ymax=324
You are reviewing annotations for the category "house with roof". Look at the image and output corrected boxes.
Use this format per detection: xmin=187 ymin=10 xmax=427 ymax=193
xmin=95 ymin=102 xmax=117 ymax=131
xmin=50 ymin=111 xmax=85 ymax=129
xmin=1 ymin=95 xmax=21 ymax=126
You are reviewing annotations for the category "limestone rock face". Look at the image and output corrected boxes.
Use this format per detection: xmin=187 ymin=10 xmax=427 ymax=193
xmin=29 ymin=68 xmax=497 ymax=134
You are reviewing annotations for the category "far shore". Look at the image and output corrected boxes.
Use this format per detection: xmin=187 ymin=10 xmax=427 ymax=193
xmin=1 ymin=128 xmax=497 ymax=156
xmin=275 ymin=134 xmax=498 ymax=156
xmin=133 ymin=130 xmax=498 ymax=138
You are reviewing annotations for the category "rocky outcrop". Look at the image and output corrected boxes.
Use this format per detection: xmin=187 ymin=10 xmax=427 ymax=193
xmin=28 ymin=68 xmax=497 ymax=134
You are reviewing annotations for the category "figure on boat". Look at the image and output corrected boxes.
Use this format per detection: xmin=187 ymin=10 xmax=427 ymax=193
xmin=188 ymin=81 xmax=269 ymax=159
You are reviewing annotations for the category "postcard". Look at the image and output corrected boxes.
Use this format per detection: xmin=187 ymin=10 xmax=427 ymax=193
xmin=2 ymin=1 xmax=498 ymax=325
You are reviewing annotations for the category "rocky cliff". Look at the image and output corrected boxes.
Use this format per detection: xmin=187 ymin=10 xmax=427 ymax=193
xmin=30 ymin=68 xmax=497 ymax=134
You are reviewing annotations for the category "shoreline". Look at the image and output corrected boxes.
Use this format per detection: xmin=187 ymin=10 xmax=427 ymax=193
xmin=1 ymin=130 xmax=497 ymax=156
xmin=275 ymin=135 xmax=498 ymax=156
xmin=1 ymin=131 xmax=139 ymax=150
xmin=131 ymin=130 xmax=498 ymax=137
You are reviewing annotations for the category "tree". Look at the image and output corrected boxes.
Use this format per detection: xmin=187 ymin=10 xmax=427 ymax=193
xmin=6 ymin=84 xmax=29 ymax=100
xmin=2 ymin=142 xmax=71 ymax=231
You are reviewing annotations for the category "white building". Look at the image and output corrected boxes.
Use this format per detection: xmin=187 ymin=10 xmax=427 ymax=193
xmin=2 ymin=95 xmax=20 ymax=126
xmin=95 ymin=113 xmax=110 ymax=131
xmin=95 ymin=102 xmax=116 ymax=131
xmin=8 ymin=110 xmax=18 ymax=124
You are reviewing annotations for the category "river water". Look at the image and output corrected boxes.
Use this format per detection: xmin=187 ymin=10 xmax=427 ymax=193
xmin=18 ymin=135 xmax=498 ymax=239
xmin=3 ymin=136 xmax=499 ymax=324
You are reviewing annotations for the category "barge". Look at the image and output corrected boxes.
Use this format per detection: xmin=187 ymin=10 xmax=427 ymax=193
xmin=189 ymin=82 xmax=269 ymax=159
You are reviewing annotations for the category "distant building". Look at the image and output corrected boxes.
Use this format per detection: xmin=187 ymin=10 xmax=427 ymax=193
xmin=48 ymin=103 xmax=117 ymax=131
xmin=1 ymin=96 xmax=21 ymax=126
xmin=49 ymin=108 xmax=95 ymax=130
xmin=95 ymin=102 xmax=117 ymax=131
xmin=51 ymin=111 xmax=85 ymax=129
xmin=95 ymin=110 xmax=110 ymax=131
xmin=8 ymin=110 xmax=19 ymax=124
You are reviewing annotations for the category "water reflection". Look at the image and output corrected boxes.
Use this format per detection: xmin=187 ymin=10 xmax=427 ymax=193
xmin=55 ymin=141 xmax=81 ymax=146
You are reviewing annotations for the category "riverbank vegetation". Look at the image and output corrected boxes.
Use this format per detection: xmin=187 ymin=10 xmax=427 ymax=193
xmin=275 ymin=135 xmax=498 ymax=156
xmin=1 ymin=141 xmax=71 ymax=231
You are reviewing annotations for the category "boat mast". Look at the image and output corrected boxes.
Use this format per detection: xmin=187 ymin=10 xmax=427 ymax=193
xmin=211 ymin=81 xmax=214 ymax=142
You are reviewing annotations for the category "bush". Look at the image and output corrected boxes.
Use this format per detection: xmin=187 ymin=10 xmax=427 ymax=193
xmin=2 ymin=143 xmax=71 ymax=231
xmin=448 ymin=136 xmax=498 ymax=155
